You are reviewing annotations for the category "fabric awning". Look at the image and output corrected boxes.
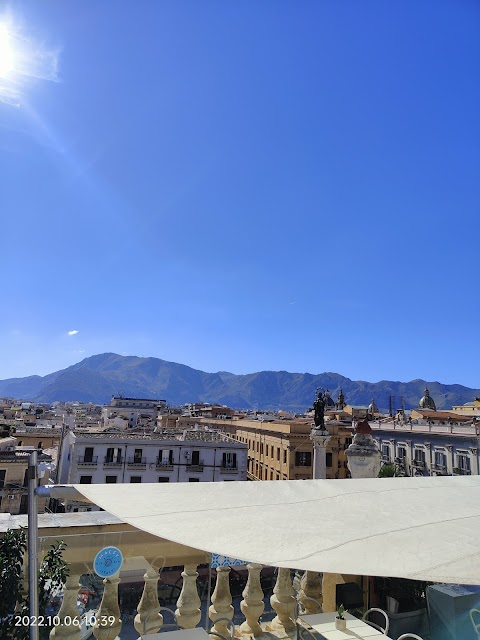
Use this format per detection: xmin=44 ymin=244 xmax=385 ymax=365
xmin=49 ymin=476 xmax=480 ymax=584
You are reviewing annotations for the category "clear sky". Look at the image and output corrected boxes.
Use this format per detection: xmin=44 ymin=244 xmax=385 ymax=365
xmin=1 ymin=1 xmax=479 ymax=386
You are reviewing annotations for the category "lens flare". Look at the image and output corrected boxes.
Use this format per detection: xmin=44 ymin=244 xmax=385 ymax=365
xmin=0 ymin=23 xmax=15 ymax=77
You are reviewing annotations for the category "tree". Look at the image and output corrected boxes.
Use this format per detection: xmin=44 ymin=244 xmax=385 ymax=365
xmin=0 ymin=528 xmax=68 ymax=640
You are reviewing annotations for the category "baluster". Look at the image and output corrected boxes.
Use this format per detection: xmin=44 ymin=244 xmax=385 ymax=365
xmin=134 ymin=566 xmax=163 ymax=638
xmin=209 ymin=566 xmax=234 ymax=638
xmin=175 ymin=564 xmax=201 ymax=629
xmin=50 ymin=573 xmax=82 ymax=640
xmin=298 ymin=571 xmax=322 ymax=614
xmin=92 ymin=576 xmax=122 ymax=640
xmin=269 ymin=568 xmax=296 ymax=632
xmin=240 ymin=563 xmax=264 ymax=636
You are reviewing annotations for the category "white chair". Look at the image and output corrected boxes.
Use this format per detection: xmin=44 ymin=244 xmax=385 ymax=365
xmin=362 ymin=607 xmax=389 ymax=635
xmin=397 ymin=634 xmax=424 ymax=640
xmin=470 ymin=608 xmax=480 ymax=638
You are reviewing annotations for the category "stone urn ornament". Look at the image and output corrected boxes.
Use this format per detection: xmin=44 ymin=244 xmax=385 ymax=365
xmin=335 ymin=604 xmax=347 ymax=630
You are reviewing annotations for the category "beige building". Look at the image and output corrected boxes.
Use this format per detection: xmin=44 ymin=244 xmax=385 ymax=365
xmin=0 ymin=436 xmax=52 ymax=514
xmin=451 ymin=398 xmax=480 ymax=417
xmin=181 ymin=417 xmax=353 ymax=481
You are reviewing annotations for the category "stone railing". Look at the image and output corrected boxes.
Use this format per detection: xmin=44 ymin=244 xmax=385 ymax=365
xmin=50 ymin=563 xmax=325 ymax=640
xmin=11 ymin=513 xmax=327 ymax=640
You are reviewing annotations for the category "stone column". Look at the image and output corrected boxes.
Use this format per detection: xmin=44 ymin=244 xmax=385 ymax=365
xmin=269 ymin=568 xmax=296 ymax=632
xmin=311 ymin=428 xmax=331 ymax=480
xmin=134 ymin=565 xmax=163 ymax=638
xmin=209 ymin=566 xmax=234 ymax=638
xmin=50 ymin=573 xmax=82 ymax=640
xmin=175 ymin=564 xmax=202 ymax=629
xmin=93 ymin=576 xmax=122 ymax=640
xmin=240 ymin=564 xmax=264 ymax=636
xmin=298 ymin=571 xmax=322 ymax=614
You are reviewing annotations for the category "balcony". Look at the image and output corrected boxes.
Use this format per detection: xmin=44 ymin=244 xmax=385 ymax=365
xmin=19 ymin=512 xmax=323 ymax=640
xmin=127 ymin=457 xmax=147 ymax=468
xmin=4 ymin=477 xmax=479 ymax=640
xmin=104 ymin=456 xmax=123 ymax=467
xmin=411 ymin=459 xmax=425 ymax=468
xmin=156 ymin=458 xmax=174 ymax=470
xmin=77 ymin=456 xmax=98 ymax=466
xmin=219 ymin=465 xmax=238 ymax=474
xmin=453 ymin=467 xmax=471 ymax=475
xmin=186 ymin=460 xmax=204 ymax=472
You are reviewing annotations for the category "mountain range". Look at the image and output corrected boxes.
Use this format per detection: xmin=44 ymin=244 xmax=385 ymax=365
xmin=0 ymin=353 xmax=478 ymax=412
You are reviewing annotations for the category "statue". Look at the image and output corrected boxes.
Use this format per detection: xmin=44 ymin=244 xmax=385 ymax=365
xmin=313 ymin=388 xmax=326 ymax=430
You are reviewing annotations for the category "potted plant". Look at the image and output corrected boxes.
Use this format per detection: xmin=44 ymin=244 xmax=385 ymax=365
xmin=335 ymin=604 xmax=347 ymax=630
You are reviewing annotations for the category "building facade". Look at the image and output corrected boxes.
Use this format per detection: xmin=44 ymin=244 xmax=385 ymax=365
xmin=370 ymin=418 xmax=480 ymax=477
xmin=183 ymin=417 xmax=354 ymax=481
xmin=57 ymin=427 xmax=248 ymax=511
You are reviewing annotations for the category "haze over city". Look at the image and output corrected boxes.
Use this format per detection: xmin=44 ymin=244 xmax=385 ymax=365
xmin=1 ymin=1 xmax=479 ymax=387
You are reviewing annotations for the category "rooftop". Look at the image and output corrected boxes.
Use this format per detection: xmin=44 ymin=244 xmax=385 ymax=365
xmin=72 ymin=428 xmax=241 ymax=443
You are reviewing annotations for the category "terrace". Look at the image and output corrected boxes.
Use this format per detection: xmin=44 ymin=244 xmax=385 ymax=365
xmin=2 ymin=475 xmax=480 ymax=640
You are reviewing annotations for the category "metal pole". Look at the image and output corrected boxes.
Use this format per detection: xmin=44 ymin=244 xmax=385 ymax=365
xmin=28 ymin=450 xmax=39 ymax=640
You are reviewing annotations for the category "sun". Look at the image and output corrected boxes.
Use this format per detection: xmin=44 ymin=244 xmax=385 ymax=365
xmin=0 ymin=23 xmax=16 ymax=78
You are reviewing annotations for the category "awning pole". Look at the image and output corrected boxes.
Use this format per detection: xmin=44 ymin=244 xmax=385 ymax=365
xmin=28 ymin=450 xmax=39 ymax=640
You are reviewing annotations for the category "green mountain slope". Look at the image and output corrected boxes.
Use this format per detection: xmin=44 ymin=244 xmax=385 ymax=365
xmin=0 ymin=353 xmax=477 ymax=412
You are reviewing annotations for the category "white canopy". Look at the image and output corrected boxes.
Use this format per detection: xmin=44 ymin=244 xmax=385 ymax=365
xmin=51 ymin=476 xmax=480 ymax=584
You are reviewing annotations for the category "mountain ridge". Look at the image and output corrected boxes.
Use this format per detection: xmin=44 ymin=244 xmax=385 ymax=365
xmin=0 ymin=353 xmax=478 ymax=412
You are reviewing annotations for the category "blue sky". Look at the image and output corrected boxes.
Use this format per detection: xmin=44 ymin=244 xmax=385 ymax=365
xmin=1 ymin=1 xmax=479 ymax=387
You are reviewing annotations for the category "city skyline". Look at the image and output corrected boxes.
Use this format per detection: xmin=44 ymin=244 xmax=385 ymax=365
xmin=1 ymin=1 xmax=479 ymax=386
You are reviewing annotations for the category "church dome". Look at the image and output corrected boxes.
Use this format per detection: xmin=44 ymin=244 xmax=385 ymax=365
xmin=368 ymin=398 xmax=379 ymax=414
xmin=324 ymin=389 xmax=335 ymax=407
xmin=419 ymin=388 xmax=436 ymax=411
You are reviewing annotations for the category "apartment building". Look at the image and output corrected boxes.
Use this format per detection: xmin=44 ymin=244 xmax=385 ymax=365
xmin=101 ymin=396 xmax=167 ymax=428
xmin=181 ymin=417 xmax=354 ymax=480
xmin=370 ymin=417 xmax=480 ymax=476
xmin=0 ymin=436 xmax=52 ymax=514
xmin=57 ymin=427 xmax=248 ymax=511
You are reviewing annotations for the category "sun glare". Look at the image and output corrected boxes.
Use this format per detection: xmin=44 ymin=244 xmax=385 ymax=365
xmin=0 ymin=23 xmax=15 ymax=78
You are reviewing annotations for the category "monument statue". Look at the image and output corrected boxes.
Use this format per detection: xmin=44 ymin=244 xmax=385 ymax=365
xmin=313 ymin=388 xmax=326 ymax=430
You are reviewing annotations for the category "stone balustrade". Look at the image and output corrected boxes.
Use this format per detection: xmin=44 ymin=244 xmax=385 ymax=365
xmin=0 ymin=513 xmax=331 ymax=640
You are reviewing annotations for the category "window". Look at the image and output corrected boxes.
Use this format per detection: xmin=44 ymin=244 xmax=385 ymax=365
xmin=23 ymin=469 xmax=29 ymax=487
xmin=158 ymin=477 xmax=170 ymax=482
xmin=326 ymin=452 xmax=333 ymax=468
xmin=84 ymin=447 xmax=94 ymax=462
xmin=159 ymin=449 xmax=174 ymax=464
xmin=191 ymin=450 xmax=200 ymax=465
xmin=397 ymin=447 xmax=406 ymax=459
xmin=345 ymin=438 xmax=353 ymax=448
xmin=295 ymin=452 xmax=312 ymax=467
xmin=382 ymin=445 xmax=390 ymax=460
xmin=79 ymin=476 xmax=92 ymax=484
xmin=189 ymin=478 xmax=200 ymax=482
xmin=458 ymin=454 xmax=471 ymax=471
xmin=133 ymin=449 xmax=143 ymax=463
xmin=0 ymin=470 xmax=5 ymax=489
xmin=105 ymin=447 xmax=122 ymax=463
xmin=222 ymin=452 xmax=237 ymax=469
xmin=434 ymin=451 xmax=446 ymax=466
xmin=414 ymin=449 xmax=426 ymax=463
xmin=130 ymin=476 xmax=142 ymax=483
xmin=277 ymin=448 xmax=280 ymax=461
xmin=284 ymin=449 xmax=287 ymax=464
xmin=19 ymin=494 xmax=28 ymax=514
xmin=105 ymin=476 xmax=117 ymax=483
